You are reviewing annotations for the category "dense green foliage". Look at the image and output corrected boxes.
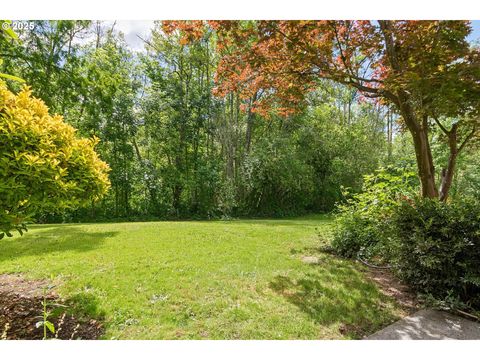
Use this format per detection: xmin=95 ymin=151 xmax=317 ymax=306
xmin=331 ymin=167 xmax=480 ymax=310
xmin=1 ymin=19 xmax=480 ymax=338
xmin=0 ymin=20 xmax=25 ymax=83
xmin=0 ymin=82 xmax=110 ymax=238
xmin=391 ymin=198 xmax=480 ymax=310
xmin=331 ymin=166 xmax=417 ymax=261
xmin=0 ymin=21 xmax=389 ymax=221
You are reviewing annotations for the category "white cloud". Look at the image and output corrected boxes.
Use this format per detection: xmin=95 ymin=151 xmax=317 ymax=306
xmin=69 ymin=20 xmax=156 ymax=51
xmin=107 ymin=20 xmax=156 ymax=51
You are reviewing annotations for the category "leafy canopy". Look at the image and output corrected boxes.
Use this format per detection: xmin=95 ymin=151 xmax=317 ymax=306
xmin=163 ymin=20 xmax=480 ymax=120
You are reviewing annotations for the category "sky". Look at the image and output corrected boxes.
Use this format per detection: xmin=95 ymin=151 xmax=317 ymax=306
xmin=111 ymin=20 xmax=480 ymax=51
xmin=467 ymin=20 xmax=480 ymax=43
xmin=105 ymin=20 xmax=156 ymax=51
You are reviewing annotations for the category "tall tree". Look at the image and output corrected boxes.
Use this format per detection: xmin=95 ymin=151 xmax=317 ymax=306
xmin=142 ymin=24 xmax=221 ymax=216
xmin=0 ymin=21 xmax=90 ymax=112
xmin=78 ymin=32 xmax=140 ymax=217
xmin=164 ymin=20 xmax=480 ymax=200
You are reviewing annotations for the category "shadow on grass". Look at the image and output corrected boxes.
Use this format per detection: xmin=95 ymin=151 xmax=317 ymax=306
xmin=0 ymin=226 xmax=117 ymax=262
xmin=64 ymin=292 xmax=106 ymax=321
xmin=269 ymin=257 xmax=401 ymax=339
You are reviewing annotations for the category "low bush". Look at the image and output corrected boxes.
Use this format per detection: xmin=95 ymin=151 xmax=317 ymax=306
xmin=331 ymin=164 xmax=480 ymax=310
xmin=390 ymin=197 xmax=480 ymax=310
xmin=331 ymin=165 xmax=417 ymax=262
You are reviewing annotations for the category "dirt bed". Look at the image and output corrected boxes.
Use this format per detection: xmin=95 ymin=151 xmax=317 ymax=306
xmin=0 ymin=274 xmax=103 ymax=340
xmin=361 ymin=267 xmax=418 ymax=312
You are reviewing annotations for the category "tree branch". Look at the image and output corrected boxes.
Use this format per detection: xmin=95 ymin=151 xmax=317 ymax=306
xmin=458 ymin=126 xmax=477 ymax=153
xmin=432 ymin=116 xmax=451 ymax=136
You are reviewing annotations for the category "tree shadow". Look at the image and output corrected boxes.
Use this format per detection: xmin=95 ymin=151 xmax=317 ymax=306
xmin=269 ymin=256 xmax=403 ymax=339
xmin=0 ymin=225 xmax=117 ymax=262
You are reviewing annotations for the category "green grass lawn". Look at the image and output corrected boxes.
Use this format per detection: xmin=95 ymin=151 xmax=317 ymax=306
xmin=0 ymin=215 xmax=406 ymax=339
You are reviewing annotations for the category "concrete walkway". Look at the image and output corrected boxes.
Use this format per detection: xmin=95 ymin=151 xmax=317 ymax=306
xmin=366 ymin=309 xmax=480 ymax=340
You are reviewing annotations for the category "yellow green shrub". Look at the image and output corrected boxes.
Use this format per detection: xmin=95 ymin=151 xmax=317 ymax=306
xmin=0 ymin=81 xmax=110 ymax=237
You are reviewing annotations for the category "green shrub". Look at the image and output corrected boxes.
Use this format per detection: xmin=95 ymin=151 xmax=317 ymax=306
xmin=0 ymin=82 xmax=110 ymax=237
xmin=331 ymin=165 xmax=417 ymax=262
xmin=391 ymin=198 xmax=480 ymax=309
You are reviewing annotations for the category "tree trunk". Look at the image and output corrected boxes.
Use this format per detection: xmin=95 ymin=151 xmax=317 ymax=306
xmin=411 ymin=127 xmax=439 ymax=198
xmin=387 ymin=108 xmax=393 ymax=161
xmin=397 ymin=109 xmax=439 ymax=199
xmin=439 ymin=153 xmax=457 ymax=202
xmin=245 ymin=93 xmax=257 ymax=154
xmin=438 ymin=124 xmax=459 ymax=202
xmin=379 ymin=21 xmax=439 ymax=199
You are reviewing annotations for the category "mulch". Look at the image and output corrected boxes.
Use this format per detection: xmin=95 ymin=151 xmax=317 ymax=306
xmin=0 ymin=274 xmax=103 ymax=340
xmin=360 ymin=266 xmax=418 ymax=313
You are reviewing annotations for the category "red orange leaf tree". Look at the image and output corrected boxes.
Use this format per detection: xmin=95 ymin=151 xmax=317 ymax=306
xmin=163 ymin=20 xmax=480 ymax=200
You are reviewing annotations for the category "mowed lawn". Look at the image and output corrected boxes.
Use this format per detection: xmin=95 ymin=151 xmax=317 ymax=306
xmin=0 ymin=215 xmax=406 ymax=339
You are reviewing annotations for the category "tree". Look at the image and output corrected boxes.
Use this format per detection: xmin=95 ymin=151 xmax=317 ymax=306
xmin=77 ymin=34 xmax=140 ymax=218
xmin=141 ymin=23 xmax=222 ymax=217
xmin=0 ymin=20 xmax=25 ymax=83
xmin=163 ymin=20 xmax=480 ymax=200
xmin=1 ymin=20 xmax=91 ymax=113
xmin=0 ymin=81 xmax=110 ymax=237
